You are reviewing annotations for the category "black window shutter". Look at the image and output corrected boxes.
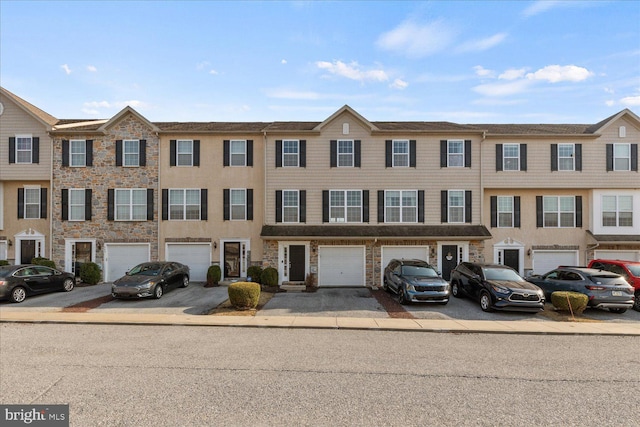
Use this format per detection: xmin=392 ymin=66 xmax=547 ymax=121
xmin=9 ymin=137 xmax=16 ymax=163
xmin=410 ymin=140 xmax=417 ymax=167
xmin=223 ymin=189 xmax=230 ymax=220
xmin=139 ymin=140 xmax=147 ymax=167
xmin=200 ymin=189 xmax=207 ymax=220
xmin=18 ymin=188 xmax=24 ymax=218
xmin=632 ymin=144 xmax=638 ymax=172
xmin=362 ymin=190 xmax=369 ymax=223
xmin=223 ymin=140 xmax=230 ymax=166
xmin=550 ymin=144 xmax=557 ymax=171
xmin=323 ymin=190 xmax=330 ymax=222
xmin=378 ymin=190 xmax=385 ymax=223
xmin=464 ymin=190 xmax=472 ymax=223
xmin=115 ymin=140 xmax=123 ymax=166
xmin=247 ymin=189 xmax=253 ymax=220
xmin=520 ymin=144 xmax=527 ymax=171
xmin=606 ymin=144 xmax=613 ymax=171
xmin=107 ymin=189 xmax=115 ymax=220
xmin=162 ymin=189 xmax=169 ymax=220
xmin=514 ymin=196 xmax=521 ymax=228
xmin=575 ymin=144 xmax=582 ymax=171
xmin=536 ymin=196 xmax=543 ymax=228
xmin=275 ymin=140 xmax=282 ymax=168
xmin=193 ymin=140 xmax=200 ymax=167
xmin=62 ymin=189 xmax=69 ymax=220
xmin=330 ymin=140 xmax=337 ymax=168
xmin=354 ymin=140 xmax=361 ymax=167
xmin=146 ymin=188 xmax=154 ymax=220
xmin=170 ymin=140 xmax=177 ymax=166
xmin=40 ymin=188 xmax=47 ymax=219
xmin=575 ymin=196 xmax=582 ymax=228
xmin=85 ymin=189 xmax=92 ymax=221
xmin=440 ymin=140 xmax=447 ymax=167
xmin=300 ymin=140 xmax=306 ymax=168
xmin=86 ymin=140 xmax=93 ymax=166
xmin=299 ymin=190 xmax=306 ymax=223
xmin=62 ymin=140 xmax=70 ymax=167
xmin=418 ymin=190 xmax=424 ymax=223
xmin=441 ymin=191 xmax=448 ymax=223
xmin=275 ymin=190 xmax=283 ymax=223
xmin=495 ymin=144 xmax=503 ymax=171
xmin=247 ymin=140 xmax=253 ymax=167
xmin=490 ymin=196 xmax=497 ymax=227
xmin=385 ymin=140 xmax=392 ymax=167
xmin=32 ymin=137 xmax=39 ymax=163
xmin=464 ymin=140 xmax=471 ymax=168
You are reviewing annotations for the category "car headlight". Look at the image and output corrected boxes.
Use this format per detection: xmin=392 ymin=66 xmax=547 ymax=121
xmin=140 ymin=281 xmax=154 ymax=289
xmin=405 ymin=284 xmax=415 ymax=292
xmin=491 ymin=284 xmax=510 ymax=294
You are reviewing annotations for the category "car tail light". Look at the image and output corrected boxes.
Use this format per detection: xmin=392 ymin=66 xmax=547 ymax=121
xmin=0 ymin=280 xmax=6 ymax=286
xmin=585 ymin=285 xmax=606 ymax=290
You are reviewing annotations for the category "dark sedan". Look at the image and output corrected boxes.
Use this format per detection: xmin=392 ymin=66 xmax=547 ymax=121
xmin=450 ymin=262 xmax=545 ymax=312
xmin=383 ymin=259 xmax=450 ymax=304
xmin=111 ymin=261 xmax=190 ymax=299
xmin=0 ymin=264 xmax=75 ymax=303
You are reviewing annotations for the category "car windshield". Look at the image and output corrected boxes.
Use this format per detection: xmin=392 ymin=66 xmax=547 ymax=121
xmin=401 ymin=265 xmax=438 ymax=277
xmin=626 ymin=265 xmax=640 ymax=276
xmin=483 ymin=267 xmax=524 ymax=282
xmin=129 ymin=264 xmax=162 ymax=276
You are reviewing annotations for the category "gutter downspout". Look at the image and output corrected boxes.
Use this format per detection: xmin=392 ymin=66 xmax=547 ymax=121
xmin=479 ymin=131 xmax=485 ymax=225
xmin=263 ymin=130 xmax=268 ymax=267
xmin=372 ymin=238 xmax=377 ymax=289
xmin=49 ymin=130 xmax=54 ymax=260
xmin=156 ymin=131 xmax=161 ymax=262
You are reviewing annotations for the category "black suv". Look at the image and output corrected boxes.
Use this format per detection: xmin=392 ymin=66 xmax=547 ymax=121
xmin=450 ymin=262 xmax=545 ymax=312
xmin=383 ymin=259 xmax=450 ymax=305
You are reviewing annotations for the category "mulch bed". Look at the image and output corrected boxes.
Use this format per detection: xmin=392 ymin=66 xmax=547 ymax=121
xmin=370 ymin=289 xmax=416 ymax=319
xmin=61 ymin=295 xmax=114 ymax=312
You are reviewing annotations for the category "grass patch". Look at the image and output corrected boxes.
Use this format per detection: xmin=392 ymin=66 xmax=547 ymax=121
xmin=207 ymin=290 xmax=275 ymax=316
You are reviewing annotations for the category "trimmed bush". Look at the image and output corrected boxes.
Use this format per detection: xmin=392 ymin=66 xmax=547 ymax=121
xmin=247 ymin=265 xmax=263 ymax=284
xmin=551 ymin=291 xmax=589 ymax=314
xmin=207 ymin=265 xmax=221 ymax=287
xmin=80 ymin=262 xmax=101 ymax=285
xmin=261 ymin=267 xmax=278 ymax=287
xmin=0 ymin=260 xmax=9 ymax=266
xmin=228 ymin=281 xmax=261 ymax=310
xmin=31 ymin=257 xmax=56 ymax=269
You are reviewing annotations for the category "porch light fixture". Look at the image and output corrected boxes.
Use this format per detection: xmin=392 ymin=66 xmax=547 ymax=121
xmin=213 ymin=242 xmax=217 ymax=250
xmin=7 ymin=239 xmax=12 ymax=247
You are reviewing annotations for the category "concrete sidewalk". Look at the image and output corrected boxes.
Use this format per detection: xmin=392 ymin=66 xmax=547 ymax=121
xmin=1 ymin=310 xmax=639 ymax=336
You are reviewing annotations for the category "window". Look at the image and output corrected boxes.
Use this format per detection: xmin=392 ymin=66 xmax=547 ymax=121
xmin=123 ymin=140 xmax=140 ymax=167
xmin=544 ymin=196 xmax=575 ymax=227
xmin=448 ymin=140 xmax=464 ymax=167
xmin=497 ymin=196 xmax=514 ymax=227
xmin=283 ymin=140 xmax=299 ymax=167
xmin=503 ymin=144 xmax=520 ymax=171
xmin=230 ymin=189 xmax=246 ymax=220
xmin=330 ymin=190 xmax=362 ymax=223
xmin=558 ymin=144 xmax=575 ymax=171
xmin=337 ymin=140 xmax=354 ymax=167
xmin=385 ymin=190 xmax=417 ymax=223
xmin=69 ymin=189 xmax=86 ymax=221
xmin=177 ymin=140 xmax=193 ymax=166
xmin=169 ymin=189 xmax=200 ymax=220
xmin=16 ymin=136 xmax=33 ymax=164
xmin=70 ymin=140 xmax=86 ymax=167
xmin=24 ymin=188 xmax=40 ymax=219
xmin=230 ymin=140 xmax=246 ymax=166
xmin=115 ymin=189 xmax=147 ymax=221
xmin=614 ymin=144 xmax=631 ymax=171
xmin=393 ymin=140 xmax=409 ymax=167
xmin=602 ymin=195 xmax=633 ymax=227
xmin=282 ymin=190 xmax=299 ymax=222
xmin=448 ymin=190 xmax=465 ymax=223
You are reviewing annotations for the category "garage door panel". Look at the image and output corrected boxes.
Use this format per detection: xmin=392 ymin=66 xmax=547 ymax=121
xmin=167 ymin=244 xmax=211 ymax=282
xmin=594 ymin=251 xmax=640 ymax=261
xmin=533 ymin=251 xmax=577 ymax=275
xmin=319 ymin=247 xmax=365 ymax=287
xmin=105 ymin=244 xmax=150 ymax=282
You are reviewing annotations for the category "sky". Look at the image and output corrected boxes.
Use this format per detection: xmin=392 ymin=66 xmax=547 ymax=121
xmin=1 ymin=1 xmax=639 ymax=124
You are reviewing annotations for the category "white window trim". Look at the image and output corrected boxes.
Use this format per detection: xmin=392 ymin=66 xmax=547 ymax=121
xmin=123 ymin=139 xmax=140 ymax=167
xmin=169 ymin=188 xmax=201 ymax=221
xmin=337 ymin=139 xmax=354 ymax=168
xmin=230 ymin=140 xmax=247 ymax=167
xmin=497 ymin=195 xmax=514 ymax=228
xmin=613 ymin=143 xmax=631 ymax=171
xmin=230 ymin=188 xmax=247 ymax=220
xmin=70 ymin=139 xmax=86 ymax=167
xmin=392 ymin=140 xmax=410 ymax=168
xmin=176 ymin=140 xmax=194 ymax=167
xmin=602 ymin=195 xmax=633 ymax=227
xmin=503 ymin=143 xmax=520 ymax=171
xmin=543 ymin=195 xmax=576 ymax=228
xmin=448 ymin=190 xmax=465 ymax=224
xmin=68 ymin=188 xmax=86 ymax=222
xmin=282 ymin=189 xmax=300 ymax=223
xmin=330 ymin=189 xmax=362 ymax=223
xmin=24 ymin=186 xmax=41 ymax=219
xmin=115 ymin=188 xmax=147 ymax=221
xmin=282 ymin=140 xmax=300 ymax=168
xmin=16 ymin=134 xmax=33 ymax=164
xmin=385 ymin=190 xmax=418 ymax=223
xmin=557 ymin=143 xmax=575 ymax=171
xmin=447 ymin=139 xmax=464 ymax=168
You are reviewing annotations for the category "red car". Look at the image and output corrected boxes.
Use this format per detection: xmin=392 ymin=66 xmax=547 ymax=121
xmin=588 ymin=259 xmax=640 ymax=312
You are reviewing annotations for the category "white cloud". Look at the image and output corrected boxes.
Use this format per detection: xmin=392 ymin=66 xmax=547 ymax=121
xmin=390 ymin=79 xmax=408 ymax=90
xmin=281 ymin=59 xmax=287 ymax=64
xmin=83 ymin=100 xmax=147 ymax=110
xmin=315 ymin=60 xmax=389 ymax=82
xmin=376 ymin=19 xmax=456 ymax=58
xmin=604 ymin=87 xmax=615 ymax=94
xmin=61 ymin=64 xmax=72 ymax=75
xmin=605 ymin=100 xmax=615 ymax=107
xmin=456 ymin=33 xmax=507 ymax=53
xmin=522 ymin=1 xmax=562 ymax=18
xmin=499 ymin=68 xmax=527 ymax=80
xmin=473 ymin=65 xmax=494 ymax=77
xmin=620 ymin=95 xmax=640 ymax=106
xmin=473 ymin=79 xmax=533 ymax=97
xmin=526 ymin=65 xmax=593 ymax=83
xmin=209 ymin=69 xmax=218 ymax=75
xmin=84 ymin=101 xmax=111 ymax=109
xmin=86 ymin=65 xmax=97 ymax=72
xmin=196 ymin=61 xmax=210 ymax=71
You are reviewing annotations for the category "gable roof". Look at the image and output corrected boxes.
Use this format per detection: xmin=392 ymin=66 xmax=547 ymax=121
xmin=313 ymin=105 xmax=380 ymax=132
xmin=97 ymin=106 xmax=160 ymax=133
xmin=0 ymin=86 xmax=58 ymax=128
xmin=584 ymin=108 xmax=640 ymax=134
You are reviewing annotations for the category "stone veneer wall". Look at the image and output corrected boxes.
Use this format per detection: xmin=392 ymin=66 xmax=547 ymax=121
xmin=51 ymin=115 xmax=159 ymax=270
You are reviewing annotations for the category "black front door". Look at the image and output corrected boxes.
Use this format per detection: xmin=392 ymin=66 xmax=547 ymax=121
xmin=441 ymin=245 xmax=458 ymax=281
xmin=224 ymin=242 xmax=240 ymax=278
xmin=289 ymin=245 xmax=305 ymax=281
xmin=74 ymin=242 xmax=93 ymax=277
xmin=21 ymin=240 xmax=36 ymax=264
xmin=504 ymin=249 xmax=520 ymax=273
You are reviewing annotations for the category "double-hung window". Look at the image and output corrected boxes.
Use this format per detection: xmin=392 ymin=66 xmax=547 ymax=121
xmin=24 ymin=188 xmax=41 ymax=219
xmin=230 ymin=140 xmax=246 ymax=166
xmin=337 ymin=140 xmax=354 ymax=167
xmin=177 ymin=140 xmax=194 ymax=166
xmin=558 ymin=144 xmax=575 ymax=171
xmin=169 ymin=189 xmax=200 ymax=220
xmin=503 ymin=144 xmax=520 ymax=171
xmin=115 ymin=189 xmax=147 ymax=221
xmin=448 ymin=190 xmax=465 ymax=223
xmin=282 ymin=190 xmax=300 ymax=222
xmin=16 ymin=135 xmax=33 ymax=164
xmin=613 ymin=144 xmax=631 ymax=171
xmin=602 ymin=195 xmax=633 ymax=227
xmin=393 ymin=140 xmax=409 ymax=167
xmin=448 ymin=140 xmax=464 ymax=167
xmin=70 ymin=140 xmax=86 ymax=167
xmin=283 ymin=140 xmax=299 ymax=167
xmin=543 ymin=196 xmax=575 ymax=227
xmin=123 ymin=140 xmax=140 ymax=167
xmin=329 ymin=190 xmax=362 ymax=223
xmin=497 ymin=196 xmax=514 ymax=227
xmin=68 ymin=189 xmax=86 ymax=221
xmin=230 ymin=189 xmax=246 ymax=220
xmin=385 ymin=190 xmax=417 ymax=223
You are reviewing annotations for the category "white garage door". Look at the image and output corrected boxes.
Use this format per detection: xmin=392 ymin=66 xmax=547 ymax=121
xmin=594 ymin=251 xmax=640 ymax=261
xmin=318 ymin=246 xmax=365 ymax=287
xmin=533 ymin=251 xmax=578 ymax=275
xmin=381 ymin=246 xmax=429 ymax=287
xmin=166 ymin=243 xmax=211 ymax=282
xmin=105 ymin=244 xmax=150 ymax=282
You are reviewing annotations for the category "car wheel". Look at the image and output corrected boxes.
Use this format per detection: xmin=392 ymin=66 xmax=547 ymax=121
xmin=10 ymin=286 xmax=27 ymax=303
xmin=181 ymin=276 xmax=189 ymax=288
xmin=153 ymin=285 xmax=163 ymax=299
xmin=62 ymin=278 xmax=74 ymax=292
xmin=609 ymin=308 xmax=627 ymax=314
xmin=382 ymin=278 xmax=389 ymax=292
xmin=398 ymin=288 xmax=409 ymax=305
xmin=634 ymin=291 xmax=640 ymax=312
xmin=451 ymin=281 xmax=462 ymax=298
xmin=480 ymin=291 xmax=493 ymax=312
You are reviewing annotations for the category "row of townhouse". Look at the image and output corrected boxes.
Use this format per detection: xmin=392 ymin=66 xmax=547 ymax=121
xmin=1 ymin=86 xmax=639 ymax=286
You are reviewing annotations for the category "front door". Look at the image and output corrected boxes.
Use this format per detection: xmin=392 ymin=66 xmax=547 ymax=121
xmin=504 ymin=249 xmax=520 ymax=273
xmin=441 ymin=245 xmax=458 ymax=281
xmin=224 ymin=242 xmax=241 ymax=278
xmin=289 ymin=245 xmax=305 ymax=281
xmin=20 ymin=240 xmax=36 ymax=264
xmin=73 ymin=242 xmax=93 ymax=277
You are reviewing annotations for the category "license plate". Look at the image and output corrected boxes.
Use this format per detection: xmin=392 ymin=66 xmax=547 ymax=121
xmin=612 ymin=291 xmax=622 ymax=296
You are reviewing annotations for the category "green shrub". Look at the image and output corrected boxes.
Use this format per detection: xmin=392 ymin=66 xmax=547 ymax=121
xmin=80 ymin=262 xmax=101 ymax=285
xmin=31 ymin=257 xmax=56 ymax=269
xmin=228 ymin=281 xmax=261 ymax=310
xmin=207 ymin=265 xmax=221 ymax=286
xmin=261 ymin=267 xmax=278 ymax=287
xmin=551 ymin=291 xmax=589 ymax=314
xmin=0 ymin=260 xmax=9 ymax=266
xmin=247 ymin=265 xmax=263 ymax=284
